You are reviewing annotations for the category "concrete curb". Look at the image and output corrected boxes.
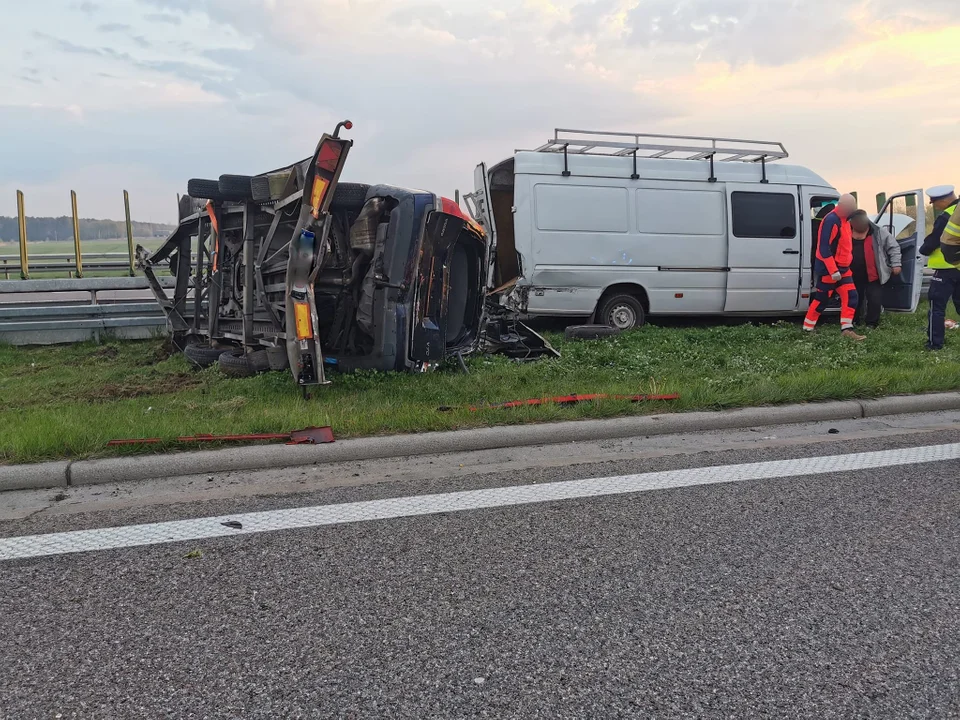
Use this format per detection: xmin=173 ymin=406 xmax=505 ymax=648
xmin=4 ymin=392 xmax=960 ymax=492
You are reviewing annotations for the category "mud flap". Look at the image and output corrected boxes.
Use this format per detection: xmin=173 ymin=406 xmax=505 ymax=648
xmin=285 ymin=227 xmax=328 ymax=387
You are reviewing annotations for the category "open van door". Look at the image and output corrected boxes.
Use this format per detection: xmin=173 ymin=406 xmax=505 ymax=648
xmin=464 ymin=163 xmax=498 ymax=289
xmin=874 ymin=189 xmax=925 ymax=313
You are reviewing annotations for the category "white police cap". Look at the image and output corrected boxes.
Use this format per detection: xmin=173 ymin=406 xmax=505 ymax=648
xmin=926 ymin=184 xmax=955 ymax=200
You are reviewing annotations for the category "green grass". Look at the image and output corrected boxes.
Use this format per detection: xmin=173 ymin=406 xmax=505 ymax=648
xmin=2 ymin=305 xmax=960 ymax=465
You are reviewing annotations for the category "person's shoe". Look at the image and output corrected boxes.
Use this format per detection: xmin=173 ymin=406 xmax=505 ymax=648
xmin=925 ymin=343 xmax=943 ymax=352
xmin=842 ymin=329 xmax=866 ymax=341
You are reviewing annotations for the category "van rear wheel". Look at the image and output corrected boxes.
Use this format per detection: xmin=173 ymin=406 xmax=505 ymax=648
xmin=597 ymin=294 xmax=645 ymax=331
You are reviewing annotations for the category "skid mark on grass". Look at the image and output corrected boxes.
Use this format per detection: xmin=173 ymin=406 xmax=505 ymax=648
xmin=84 ymin=373 xmax=202 ymax=402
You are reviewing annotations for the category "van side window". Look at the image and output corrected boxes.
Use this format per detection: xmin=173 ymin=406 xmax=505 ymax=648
xmin=731 ymin=192 xmax=797 ymax=239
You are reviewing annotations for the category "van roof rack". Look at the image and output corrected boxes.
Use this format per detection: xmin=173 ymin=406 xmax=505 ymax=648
xmin=532 ymin=128 xmax=789 ymax=164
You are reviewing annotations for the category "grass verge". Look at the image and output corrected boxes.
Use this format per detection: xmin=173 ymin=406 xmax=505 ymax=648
xmin=3 ymin=304 xmax=960 ymax=464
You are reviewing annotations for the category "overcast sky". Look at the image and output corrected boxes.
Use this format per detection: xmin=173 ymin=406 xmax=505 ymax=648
xmin=2 ymin=0 xmax=958 ymax=223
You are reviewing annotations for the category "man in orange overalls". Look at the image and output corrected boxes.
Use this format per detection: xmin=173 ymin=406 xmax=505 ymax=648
xmin=802 ymin=193 xmax=865 ymax=340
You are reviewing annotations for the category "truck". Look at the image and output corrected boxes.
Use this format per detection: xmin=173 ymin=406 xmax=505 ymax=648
xmin=138 ymin=121 xmax=555 ymax=391
xmin=465 ymin=128 xmax=926 ymax=330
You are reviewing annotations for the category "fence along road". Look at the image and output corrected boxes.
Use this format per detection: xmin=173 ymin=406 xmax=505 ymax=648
xmin=0 ymin=276 xmax=180 ymax=345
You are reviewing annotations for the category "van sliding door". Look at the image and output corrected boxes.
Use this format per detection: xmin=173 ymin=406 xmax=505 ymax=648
xmin=724 ymin=185 xmax=802 ymax=313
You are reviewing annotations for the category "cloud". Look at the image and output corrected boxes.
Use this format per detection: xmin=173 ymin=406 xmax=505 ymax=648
xmin=76 ymin=1 xmax=99 ymax=14
xmin=5 ymin=0 xmax=958 ymax=222
xmin=145 ymin=12 xmax=182 ymax=25
xmin=34 ymin=31 xmax=103 ymax=57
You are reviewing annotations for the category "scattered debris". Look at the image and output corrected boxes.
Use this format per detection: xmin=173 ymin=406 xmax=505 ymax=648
xmin=466 ymin=393 xmax=679 ymax=412
xmin=828 ymin=428 xmax=840 ymax=434
xmin=178 ymin=427 xmax=334 ymax=445
xmin=107 ymin=426 xmax=334 ymax=447
xmin=53 ymin=492 xmax=67 ymax=502
xmin=221 ymin=521 xmax=243 ymax=530
xmin=183 ymin=549 xmax=203 ymax=559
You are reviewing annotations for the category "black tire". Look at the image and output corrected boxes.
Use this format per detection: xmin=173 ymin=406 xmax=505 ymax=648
xmin=596 ymin=294 xmax=646 ymax=331
xmin=248 ymin=349 xmax=271 ymax=373
xmin=565 ymin=324 xmax=621 ymax=341
xmin=187 ymin=178 xmax=229 ymax=202
xmin=218 ymin=174 xmax=254 ymax=201
xmin=218 ymin=350 xmax=255 ymax=378
xmin=184 ymin=342 xmax=227 ymax=368
xmin=330 ymin=182 xmax=371 ymax=210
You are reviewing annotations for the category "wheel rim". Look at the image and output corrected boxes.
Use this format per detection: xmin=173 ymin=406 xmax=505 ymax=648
xmin=607 ymin=304 xmax=637 ymax=330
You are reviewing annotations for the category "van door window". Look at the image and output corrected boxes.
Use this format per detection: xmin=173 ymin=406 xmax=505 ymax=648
xmin=731 ymin=192 xmax=797 ymax=239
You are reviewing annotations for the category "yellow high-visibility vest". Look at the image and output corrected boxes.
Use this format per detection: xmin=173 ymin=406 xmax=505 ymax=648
xmin=927 ymin=201 xmax=960 ymax=269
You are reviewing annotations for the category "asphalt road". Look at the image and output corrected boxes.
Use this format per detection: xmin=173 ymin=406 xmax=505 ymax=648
xmin=1 ymin=422 xmax=959 ymax=719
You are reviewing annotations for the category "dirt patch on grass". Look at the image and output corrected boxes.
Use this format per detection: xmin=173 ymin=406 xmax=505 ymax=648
xmin=94 ymin=346 xmax=120 ymax=359
xmin=84 ymin=373 xmax=202 ymax=402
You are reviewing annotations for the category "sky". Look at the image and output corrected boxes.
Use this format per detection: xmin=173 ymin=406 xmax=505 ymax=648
xmin=2 ymin=0 xmax=958 ymax=223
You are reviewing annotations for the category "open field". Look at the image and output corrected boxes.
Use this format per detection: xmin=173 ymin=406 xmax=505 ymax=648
xmin=0 ymin=239 xmax=163 ymax=279
xmin=0 ymin=239 xmax=159 ymax=256
xmin=3 ymin=304 xmax=960 ymax=465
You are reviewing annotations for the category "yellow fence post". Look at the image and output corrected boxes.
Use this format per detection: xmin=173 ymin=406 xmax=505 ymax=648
xmin=70 ymin=190 xmax=83 ymax=278
xmin=124 ymin=190 xmax=135 ymax=276
xmin=16 ymin=190 xmax=29 ymax=280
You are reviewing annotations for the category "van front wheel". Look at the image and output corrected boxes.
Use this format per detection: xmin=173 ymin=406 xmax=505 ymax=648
xmin=597 ymin=294 xmax=645 ymax=331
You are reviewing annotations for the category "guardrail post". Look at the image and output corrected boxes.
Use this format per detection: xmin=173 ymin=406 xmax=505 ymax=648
xmin=70 ymin=190 xmax=83 ymax=278
xmin=16 ymin=190 xmax=29 ymax=279
xmin=123 ymin=190 xmax=135 ymax=276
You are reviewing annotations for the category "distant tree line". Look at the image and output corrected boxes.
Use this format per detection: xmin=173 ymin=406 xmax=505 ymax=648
xmin=0 ymin=216 xmax=174 ymax=242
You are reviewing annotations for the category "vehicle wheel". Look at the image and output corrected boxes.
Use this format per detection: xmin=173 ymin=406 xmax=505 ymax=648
xmin=187 ymin=178 xmax=228 ymax=202
xmin=330 ymin=182 xmax=371 ymax=210
xmin=596 ymin=294 xmax=646 ymax=331
xmin=218 ymin=174 xmax=254 ymax=201
xmin=248 ymin=349 xmax=271 ymax=373
xmin=564 ymin=324 xmax=621 ymax=341
xmin=184 ymin=341 xmax=228 ymax=368
xmin=218 ymin=350 xmax=256 ymax=378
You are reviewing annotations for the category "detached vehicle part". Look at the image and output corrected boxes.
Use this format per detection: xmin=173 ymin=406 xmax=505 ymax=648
xmin=138 ymin=120 xmax=557 ymax=391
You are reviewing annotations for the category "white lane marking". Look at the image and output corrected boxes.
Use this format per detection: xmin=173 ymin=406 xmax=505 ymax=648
xmin=1 ymin=443 xmax=957 ymax=561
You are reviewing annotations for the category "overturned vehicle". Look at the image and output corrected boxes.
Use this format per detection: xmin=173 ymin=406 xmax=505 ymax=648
xmin=138 ymin=121 xmax=555 ymax=390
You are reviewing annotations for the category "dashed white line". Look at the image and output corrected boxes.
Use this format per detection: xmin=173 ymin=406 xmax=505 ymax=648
xmin=2 ymin=443 xmax=958 ymax=561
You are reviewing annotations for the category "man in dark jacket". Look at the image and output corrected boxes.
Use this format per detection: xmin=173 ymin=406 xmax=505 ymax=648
xmin=848 ymin=210 xmax=902 ymax=327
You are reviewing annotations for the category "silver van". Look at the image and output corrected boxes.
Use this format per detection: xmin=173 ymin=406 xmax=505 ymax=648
xmin=466 ymin=129 xmax=925 ymax=330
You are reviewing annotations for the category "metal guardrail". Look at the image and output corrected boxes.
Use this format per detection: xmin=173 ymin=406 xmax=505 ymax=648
xmin=0 ymin=252 xmax=192 ymax=279
xmin=0 ymin=276 xmax=180 ymax=345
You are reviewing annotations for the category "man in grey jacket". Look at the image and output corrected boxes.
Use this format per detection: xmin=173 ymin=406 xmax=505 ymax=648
xmin=849 ymin=210 xmax=902 ymax=327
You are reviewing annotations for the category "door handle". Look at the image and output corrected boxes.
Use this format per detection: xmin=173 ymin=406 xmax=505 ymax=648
xmin=782 ymin=249 xmax=800 ymax=255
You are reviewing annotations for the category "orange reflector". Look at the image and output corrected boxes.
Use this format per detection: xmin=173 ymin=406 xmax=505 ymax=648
xmin=294 ymin=302 xmax=313 ymax=339
xmin=310 ymin=177 xmax=329 ymax=218
xmin=675 ymin=293 xmax=684 ymax=298
xmin=802 ymin=293 xmax=810 ymax=298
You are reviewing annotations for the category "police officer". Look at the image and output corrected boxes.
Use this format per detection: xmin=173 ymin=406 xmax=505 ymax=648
xmin=920 ymin=185 xmax=960 ymax=350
